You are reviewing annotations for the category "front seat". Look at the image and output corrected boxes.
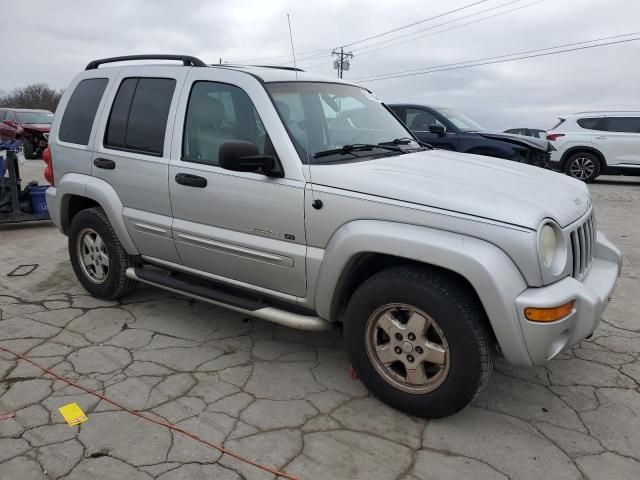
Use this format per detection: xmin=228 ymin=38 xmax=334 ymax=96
xmin=186 ymin=96 xmax=228 ymax=164
xmin=410 ymin=113 xmax=432 ymax=131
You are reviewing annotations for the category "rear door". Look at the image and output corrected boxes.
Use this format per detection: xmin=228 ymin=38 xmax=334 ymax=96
xmin=595 ymin=116 xmax=640 ymax=166
xmin=91 ymin=67 xmax=188 ymax=262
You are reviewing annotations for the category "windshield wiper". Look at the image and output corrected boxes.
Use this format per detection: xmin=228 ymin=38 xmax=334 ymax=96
xmin=313 ymin=143 xmax=402 ymax=159
xmin=378 ymin=138 xmax=433 ymax=149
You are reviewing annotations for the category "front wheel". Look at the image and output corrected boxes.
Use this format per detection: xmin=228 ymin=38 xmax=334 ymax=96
xmin=343 ymin=266 xmax=495 ymax=418
xmin=68 ymin=207 xmax=136 ymax=299
xmin=564 ymin=152 xmax=601 ymax=182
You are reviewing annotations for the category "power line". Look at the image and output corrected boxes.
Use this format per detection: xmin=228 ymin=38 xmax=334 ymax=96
xmin=302 ymin=0 xmax=540 ymax=72
xmin=352 ymin=0 xmax=540 ymax=56
xmin=353 ymin=33 xmax=640 ymax=82
xmin=339 ymin=0 xmax=492 ymax=48
xmin=354 ymin=31 xmax=640 ymax=80
xmin=227 ymin=0 xmax=492 ymax=65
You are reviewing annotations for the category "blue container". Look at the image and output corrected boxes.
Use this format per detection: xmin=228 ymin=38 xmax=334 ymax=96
xmin=28 ymin=185 xmax=49 ymax=215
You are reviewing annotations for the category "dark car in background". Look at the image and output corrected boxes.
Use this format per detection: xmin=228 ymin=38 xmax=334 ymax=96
xmin=504 ymin=127 xmax=547 ymax=139
xmin=0 ymin=108 xmax=53 ymax=159
xmin=389 ymin=104 xmax=552 ymax=168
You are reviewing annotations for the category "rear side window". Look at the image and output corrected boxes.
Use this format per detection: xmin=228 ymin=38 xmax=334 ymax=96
xmin=105 ymin=77 xmax=176 ymax=156
xmin=606 ymin=117 xmax=640 ymax=133
xmin=577 ymin=118 xmax=605 ymax=130
xmin=59 ymin=78 xmax=108 ymax=145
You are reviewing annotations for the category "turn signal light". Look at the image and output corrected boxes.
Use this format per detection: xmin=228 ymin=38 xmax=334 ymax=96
xmin=525 ymin=301 xmax=575 ymax=322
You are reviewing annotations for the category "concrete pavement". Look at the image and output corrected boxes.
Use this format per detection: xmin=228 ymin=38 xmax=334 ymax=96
xmin=1 ymin=167 xmax=640 ymax=479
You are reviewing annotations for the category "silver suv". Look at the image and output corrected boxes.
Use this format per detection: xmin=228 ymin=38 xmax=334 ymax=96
xmin=45 ymin=55 xmax=622 ymax=418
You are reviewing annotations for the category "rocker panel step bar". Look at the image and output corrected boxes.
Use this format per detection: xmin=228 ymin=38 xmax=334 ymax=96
xmin=126 ymin=267 xmax=333 ymax=332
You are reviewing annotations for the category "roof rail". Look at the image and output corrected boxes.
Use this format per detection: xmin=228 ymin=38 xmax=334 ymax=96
xmin=85 ymin=54 xmax=207 ymax=70
xmin=252 ymin=65 xmax=305 ymax=72
xmin=210 ymin=64 xmax=304 ymax=72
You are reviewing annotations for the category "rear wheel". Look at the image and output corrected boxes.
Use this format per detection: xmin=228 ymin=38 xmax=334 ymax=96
xmin=68 ymin=208 xmax=136 ymax=299
xmin=343 ymin=266 xmax=495 ymax=418
xmin=564 ymin=152 xmax=601 ymax=182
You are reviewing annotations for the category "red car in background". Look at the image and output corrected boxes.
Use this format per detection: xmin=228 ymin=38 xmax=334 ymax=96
xmin=0 ymin=108 xmax=53 ymax=159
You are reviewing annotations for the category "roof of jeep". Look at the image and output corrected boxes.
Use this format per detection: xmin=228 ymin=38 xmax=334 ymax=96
xmin=85 ymin=62 xmax=359 ymax=86
xmin=212 ymin=65 xmax=359 ymax=85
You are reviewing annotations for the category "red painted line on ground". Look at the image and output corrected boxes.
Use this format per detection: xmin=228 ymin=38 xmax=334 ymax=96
xmin=0 ymin=345 xmax=299 ymax=480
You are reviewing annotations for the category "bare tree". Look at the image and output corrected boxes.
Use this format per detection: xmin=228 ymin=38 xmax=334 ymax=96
xmin=0 ymin=84 xmax=63 ymax=112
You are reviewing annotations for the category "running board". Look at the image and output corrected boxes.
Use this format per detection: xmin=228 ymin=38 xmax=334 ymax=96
xmin=125 ymin=267 xmax=333 ymax=332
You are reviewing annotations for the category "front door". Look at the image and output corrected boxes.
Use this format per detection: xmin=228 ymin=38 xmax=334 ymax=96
xmin=403 ymin=107 xmax=458 ymax=150
xmin=594 ymin=116 xmax=640 ymax=166
xmin=169 ymin=76 xmax=307 ymax=297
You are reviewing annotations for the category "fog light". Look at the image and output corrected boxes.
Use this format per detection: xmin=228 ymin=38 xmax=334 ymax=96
xmin=525 ymin=301 xmax=575 ymax=322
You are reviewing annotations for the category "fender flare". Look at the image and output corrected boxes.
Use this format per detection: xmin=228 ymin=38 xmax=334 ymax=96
xmin=314 ymin=220 xmax=532 ymax=366
xmin=55 ymin=173 xmax=139 ymax=255
xmin=560 ymin=146 xmax=607 ymax=170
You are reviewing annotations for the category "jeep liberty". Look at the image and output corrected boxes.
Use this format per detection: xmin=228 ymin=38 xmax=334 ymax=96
xmin=44 ymin=55 xmax=622 ymax=418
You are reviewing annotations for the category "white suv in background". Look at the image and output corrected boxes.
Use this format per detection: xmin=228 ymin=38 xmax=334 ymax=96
xmin=547 ymin=111 xmax=640 ymax=182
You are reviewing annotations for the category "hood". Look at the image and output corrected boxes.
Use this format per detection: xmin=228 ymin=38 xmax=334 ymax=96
xmin=21 ymin=123 xmax=51 ymax=132
xmin=311 ymin=149 xmax=590 ymax=229
xmin=477 ymin=132 xmax=550 ymax=151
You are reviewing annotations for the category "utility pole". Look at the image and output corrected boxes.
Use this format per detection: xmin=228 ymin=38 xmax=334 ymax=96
xmin=332 ymin=47 xmax=354 ymax=78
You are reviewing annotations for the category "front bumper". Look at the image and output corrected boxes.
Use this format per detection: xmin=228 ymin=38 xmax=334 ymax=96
xmin=514 ymin=231 xmax=622 ymax=365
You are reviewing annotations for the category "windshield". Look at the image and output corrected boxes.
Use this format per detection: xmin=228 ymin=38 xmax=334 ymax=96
xmin=266 ymin=82 xmax=418 ymax=163
xmin=15 ymin=111 xmax=54 ymax=124
xmin=434 ymin=107 xmax=485 ymax=132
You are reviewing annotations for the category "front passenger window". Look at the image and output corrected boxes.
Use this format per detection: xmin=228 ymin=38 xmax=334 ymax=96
xmin=182 ymin=82 xmax=270 ymax=166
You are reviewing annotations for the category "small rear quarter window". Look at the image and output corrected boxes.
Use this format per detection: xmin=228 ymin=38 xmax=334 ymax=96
xmin=577 ymin=118 xmax=604 ymax=130
xmin=59 ymin=78 xmax=109 ymax=145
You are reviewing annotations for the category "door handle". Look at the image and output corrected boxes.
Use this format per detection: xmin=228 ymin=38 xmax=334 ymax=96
xmin=595 ymin=136 xmax=608 ymax=140
xmin=93 ymin=158 xmax=116 ymax=170
xmin=175 ymin=173 xmax=207 ymax=188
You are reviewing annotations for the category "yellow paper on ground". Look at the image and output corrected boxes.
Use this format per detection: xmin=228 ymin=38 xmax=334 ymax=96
xmin=58 ymin=403 xmax=88 ymax=427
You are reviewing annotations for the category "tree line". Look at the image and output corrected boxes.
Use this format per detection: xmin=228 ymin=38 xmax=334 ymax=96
xmin=0 ymin=84 xmax=63 ymax=112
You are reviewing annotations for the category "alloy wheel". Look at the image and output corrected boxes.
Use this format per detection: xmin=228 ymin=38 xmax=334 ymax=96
xmin=76 ymin=228 xmax=109 ymax=284
xmin=569 ymin=157 xmax=595 ymax=180
xmin=364 ymin=303 xmax=450 ymax=394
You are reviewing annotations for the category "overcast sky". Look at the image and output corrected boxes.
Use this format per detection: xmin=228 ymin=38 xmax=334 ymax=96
xmin=4 ymin=0 xmax=639 ymax=130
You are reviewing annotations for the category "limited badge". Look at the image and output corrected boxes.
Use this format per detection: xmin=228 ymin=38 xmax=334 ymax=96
xmin=58 ymin=403 xmax=88 ymax=427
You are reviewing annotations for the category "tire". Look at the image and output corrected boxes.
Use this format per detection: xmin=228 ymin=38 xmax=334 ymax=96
xmin=68 ymin=207 xmax=136 ymax=299
xmin=22 ymin=138 xmax=35 ymax=159
xmin=564 ymin=152 xmax=601 ymax=182
xmin=343 ymin=265 xmax=495 ymax=418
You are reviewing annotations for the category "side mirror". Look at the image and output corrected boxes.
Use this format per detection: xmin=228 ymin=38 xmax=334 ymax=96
xmin=218 ymin=140 xmax=280 ymax=177
xmin=429 ymin=125 xmax=446 ymax=136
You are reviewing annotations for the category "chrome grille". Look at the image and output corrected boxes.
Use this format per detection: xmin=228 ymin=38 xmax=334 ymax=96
xmin=570 ymin=211 xmax=596 ymax=280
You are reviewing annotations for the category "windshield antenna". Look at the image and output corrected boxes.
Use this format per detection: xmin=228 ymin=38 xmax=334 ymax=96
xmin=287 ymin=13 xmax=319 ymax=207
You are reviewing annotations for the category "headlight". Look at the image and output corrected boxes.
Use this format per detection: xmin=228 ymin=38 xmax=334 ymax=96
xmin=539 ymin=224 xmax=557 ymax=269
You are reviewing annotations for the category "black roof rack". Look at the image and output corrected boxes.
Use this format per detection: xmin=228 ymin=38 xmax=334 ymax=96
xmin=85 ymin=54 xmax=207 ymax=70
xmin=210 ymin=64 xmax=304 ymax=72
xmin=252 ymin=65 xmax=304 ymax=72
